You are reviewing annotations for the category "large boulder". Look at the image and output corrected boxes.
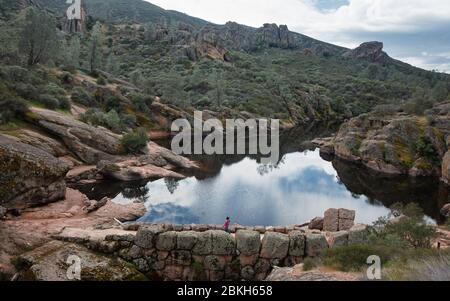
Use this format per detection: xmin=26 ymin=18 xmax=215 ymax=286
xmin=260 ymin=232 xmax=289 ymax=259
xmin=308 ymin=217 xmax=324 ymax=231
xmin=135 ymin=224 xmax=165 ymax=249
xmin=0 ymin=135 xmax=70 ymax=209
xmin=323 ymin=209 xmax=339 ymax=232
xmin=236 ymin=230 xmax=261 ymax=256
xmin=288 ymin=231 xmax=306 ymax=257
xmin=346 ymin=41 xmax=388 ymax=64
xmin=211 ymin=231 xmax=235 ymax=255
xmin=177 ymin=231 xmax=198 ymax=250
xmin=305 ymin=233 xmax=328 ymax=257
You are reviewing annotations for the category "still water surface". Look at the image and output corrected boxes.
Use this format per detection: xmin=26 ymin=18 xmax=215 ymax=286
xmin=92 ymin=149 xmax=444 ymax=226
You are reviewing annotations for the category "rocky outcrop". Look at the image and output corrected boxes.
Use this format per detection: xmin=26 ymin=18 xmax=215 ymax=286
xmin=346 ymin=41 xmax=389 ymax=64
xmin=265 ymin=265 xmax=359 ymax=281
xmin=0 ymin=135 xmax=70 ymax=209
xmin=16 ymin=240 xmax=146 ymax=281
xmin=193 ymin=22 xmax=343 ymax=56
xmin=331 ymin=113 xmax=449 ymax=177
xmin=22 ymin=107 xmax=198 ymax=182
xmin=28 ymin=107 xmax=122 ymax=164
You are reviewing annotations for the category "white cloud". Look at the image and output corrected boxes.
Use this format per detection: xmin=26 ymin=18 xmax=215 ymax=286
xmin=148 ymin=0 xmax=450 ymax=72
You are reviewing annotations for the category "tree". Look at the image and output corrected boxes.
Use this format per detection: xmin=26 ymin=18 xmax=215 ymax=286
xmin=18 ymin=7 xmax=59 ymax=66
xmin=212 ymin=69 xmax=225 ymax=107
xmin=432 ymin=81 xmax=448 ymax=102
xmin=67 ymin=35 xmax=81 ymax=69
xmin=88 ymin=22 xmax=104 ymax=73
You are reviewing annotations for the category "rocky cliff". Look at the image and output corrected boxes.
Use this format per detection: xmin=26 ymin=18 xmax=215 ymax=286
xmin=0 ymin=135 xmax=70 ymax=208
xmin=315 ymin=102 xmax=450 ymax=180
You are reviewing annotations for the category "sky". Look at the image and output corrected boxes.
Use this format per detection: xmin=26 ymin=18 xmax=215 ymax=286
xmin=148 ymin=0 xmax=450 ymax=73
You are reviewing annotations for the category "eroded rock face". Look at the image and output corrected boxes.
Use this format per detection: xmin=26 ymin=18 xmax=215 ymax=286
xmin=347 ymin=41 xmax=388 ymax=64
xmin=0 ymin=135 xmax=70 ymax=209
xmin=28 ymin=107 xmax=122 ymax=164
xmin=193 ymin=22 xmax=341 ymax=56
xmin=333 ymin=113 xmax=448 ymax=177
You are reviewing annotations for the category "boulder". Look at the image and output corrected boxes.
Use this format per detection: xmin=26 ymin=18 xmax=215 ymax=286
xmin=339 ymin=219 xmax=355 ymax=231
xmin=288 ymin=231 xmax=306 ymax=257
xmin=177 ymin=231 xmax=198 ymax=250
xmin=236 ymin=230 xmax=261 ymax=256
xmin=323 ymin=209 xmax=339 ymax=232
xmin=305 ymin=233 xmax=328 ymax=257
xmin=135 ymin=224 xmax=165 ymax=249
xmin=211 ymin=231 xmax=235 ymax=255
xmin=348 ymin=224 xmax=369 ymax=245
xmin=168 ymin=250 xmax=192 ymax=266
xmin=0 ymin=135 xmax=70 ymax=209
xmin=260 ymin=232 xmax=289 ymax=259
xmin=241 ymin=266 xmax=255 ymax=280
xmin=339 ymin=209 xmax=356 ymax=220
xmin=204 ymin=255 xmax=227 ymax=271
xmin=308 ymin=217 xmax=324 ymax=231
xmin=84 ymin=197 xmax=109 ymax=213
xmin=347 ymin=41 xmax=388 ymax=64
xmin=192 ymin=231 xmax=213 ymax=255
xmin=156 ymin=231 xmax=177 ymax=251
xmin=326 ymin=231 xmax=349 ymax=248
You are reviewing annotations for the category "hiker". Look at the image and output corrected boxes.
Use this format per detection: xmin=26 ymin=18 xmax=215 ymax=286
xmin=223 ymin=217 xmax=231 ymax=233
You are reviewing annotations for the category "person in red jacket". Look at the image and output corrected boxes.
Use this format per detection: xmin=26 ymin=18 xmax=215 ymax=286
xmin=223 ymin=217 xmax=231 ymax=233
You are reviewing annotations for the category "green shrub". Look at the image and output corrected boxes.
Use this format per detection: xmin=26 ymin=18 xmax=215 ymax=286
xmin=71 ymin=87 xmax=94 ymax=106
xmin=121 ymin=128 xmax=149 ymax=154
xmin=372 ymin=203 xmax=437 ymax=249
xmin=0 ymin=89 xmax=28 ymax=124
xmin=58 ymin=97 xmax=71 ymax=110
xmin=38 ymin=94 xmax=59 ymax=109
xmin=129 ymin=92 xmax=153 ymax=113
xmin=104 ymin=109 xmax=122 ymax=133
xmin=302 ymin=257 xmax=320 ymax=271
xmin=322 ymin=245 xmax=395 ymax=272
xmin=416 ymin=136 xmax=439 ymax=163
xmin=97 ymin=76 xmax=107 ymax=86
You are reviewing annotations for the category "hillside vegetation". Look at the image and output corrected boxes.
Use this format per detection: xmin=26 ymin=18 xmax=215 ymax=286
xmin=0 ymin=0 xmax=449 ymax=129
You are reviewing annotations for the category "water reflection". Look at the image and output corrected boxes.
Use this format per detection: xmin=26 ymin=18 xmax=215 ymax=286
xmin=72 ymin=123 xmax=447 ymax=226
xmin=105 ymin=149 xmax=444 ymax=226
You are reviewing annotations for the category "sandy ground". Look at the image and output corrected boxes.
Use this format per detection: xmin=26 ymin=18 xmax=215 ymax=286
xmin=0 ymin=188 xmax=146 ymax=279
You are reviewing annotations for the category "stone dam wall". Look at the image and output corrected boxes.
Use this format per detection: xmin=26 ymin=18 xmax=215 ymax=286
xmin=53 ymin=211 xmax=369 ymax=281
